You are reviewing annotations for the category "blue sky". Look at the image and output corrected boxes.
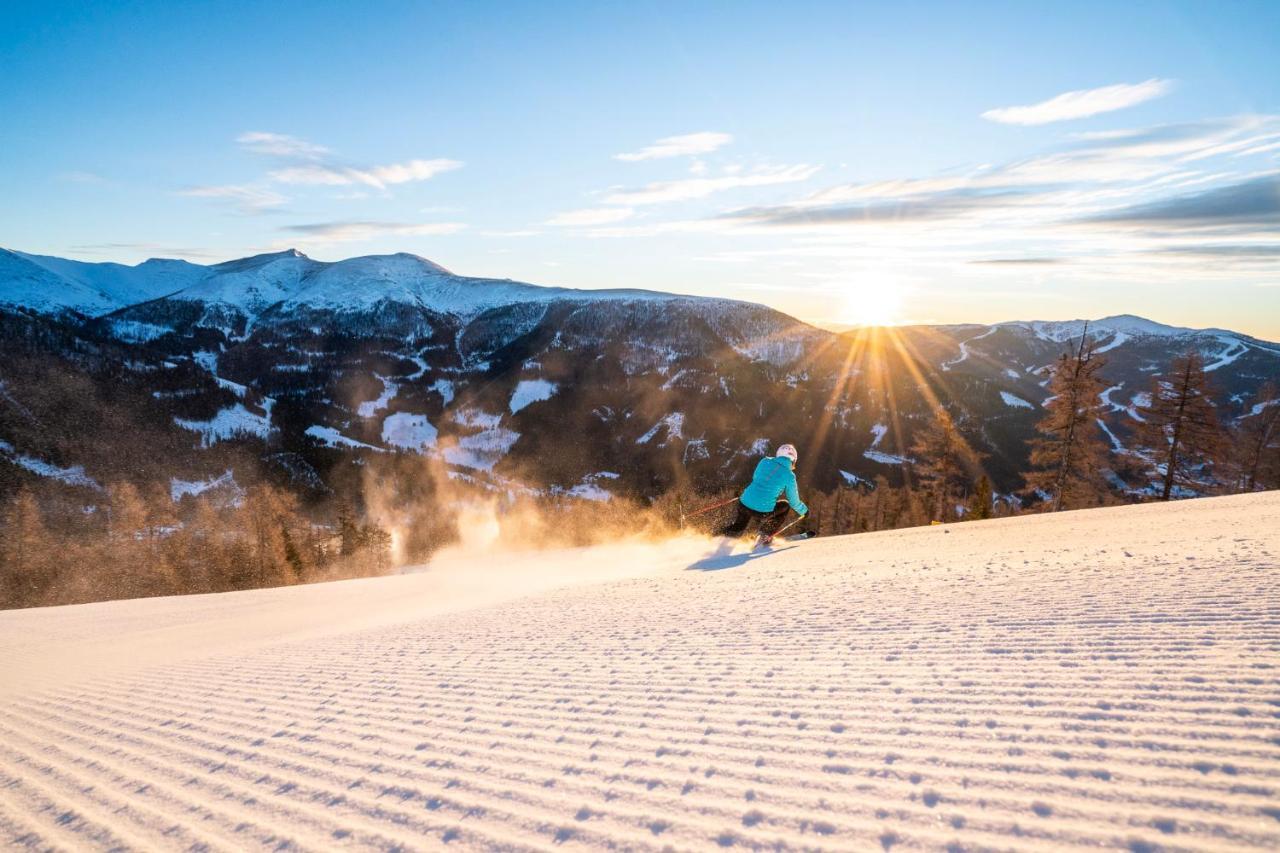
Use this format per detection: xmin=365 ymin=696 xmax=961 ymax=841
xmin=2 ymin=1 xmax=1278 ymax=336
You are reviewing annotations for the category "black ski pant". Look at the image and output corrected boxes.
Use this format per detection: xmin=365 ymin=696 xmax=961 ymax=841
xmin=722 ymin=499 xmax=791 ymax=538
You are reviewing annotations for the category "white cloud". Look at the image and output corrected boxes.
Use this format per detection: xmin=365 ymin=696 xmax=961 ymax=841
xmin=282 ymin=220 xmax=466 ymax=242
xmin=269 ymin=158 xmax=462 ymax=191
xmin=603 ymin=164 xmax=820 ymax=205
xmin=179 ymin=184 xmax=287 ymax=213
xmin=546 ymin=207 xmax=635 ymax=226
xmin=982 ymin=79 xmax=1173 ymax=126
xmin=237 ymin=131 xmax=330 ymax=160
xmin=615 ymin=131 xmax=733 ymax=161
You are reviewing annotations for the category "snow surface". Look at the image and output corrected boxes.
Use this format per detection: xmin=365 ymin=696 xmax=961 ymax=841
xmin=1009 ymin=314 xmax=1205 ymax=343
xmin=839 ymin=469 xmax=870 ymax=486
xmin=1093 ymin=331 xmax=1130 ymax=354
xmin=305 ymin=425 xmax=381 ymax=452
xmin=429 ymin=378 xmax=455 ymax=406
xmin=636 ymin=412 xmax=685 ymax=445
xmin=357 ymin=374 xmax=398 ymax=418
xmin=2 ymin=494 xmax=1278 ymax=850
xmin=999 ymin=391 xmax=1034 ymax=409
xmin=863 ymin=422 xmax=911 ymax=465
xmin=1127 ymin=391 xmax=1152 ymax=422
xmin=509 ymin=379 xmax=557 ymax=414
xmin=381 ymin=413 xmax=438 ymax=451
xmin=174 ymin=405 xmax=274 ymax=447
xmin=1241 ymin=397 xmax=1280 ymax=419
xmin=442 ymin=426 xmax=520 ymax=471
xmin=0 ymin=440 xmax=99 ymax=489
xmin=941 ymin=327 xmax=996 ymax=371
xmin=1204 ymin=335 xmax=1249 ymax=372
xmin=0 ymin=249 xmax=203 ymax=315
xmin=169 ymin=469 xmax=238 ymax=503
xmin=108 ymin=320 xmax=173 ymax=342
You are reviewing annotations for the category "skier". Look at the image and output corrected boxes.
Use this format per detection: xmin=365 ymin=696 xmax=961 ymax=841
xmin=721 ymin=443 xmax=808 ymax=545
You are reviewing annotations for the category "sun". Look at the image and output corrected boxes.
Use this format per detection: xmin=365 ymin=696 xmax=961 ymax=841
xmin=839 ymin=280 xmax=904 ymax=327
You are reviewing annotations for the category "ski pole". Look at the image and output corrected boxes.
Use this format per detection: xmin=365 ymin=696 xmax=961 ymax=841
xmin=773 ymin=513 xmax=808 ymax=539
xmin=679 ymin=496 xmax=739 ymax=525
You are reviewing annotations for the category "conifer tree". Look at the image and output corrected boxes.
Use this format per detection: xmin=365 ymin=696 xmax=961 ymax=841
xmin=1023 ymin=329 xmax=1111 ymax=511
xmin=0 ymin=489 xmax=53 ymax=608
xmin=1231 ymin=382 xmax=1280 ymax=492
xmin=910 ymin=408 xmax=982 ymax=522
xmin=1136 ymin=350 xmax=1226 ymax=500
xmin=969 ymin=475 xmax=994 ymax=520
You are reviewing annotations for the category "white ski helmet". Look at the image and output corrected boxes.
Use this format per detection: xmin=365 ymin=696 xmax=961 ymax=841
xmin=776 ymin=443 xmax=798 ymax=464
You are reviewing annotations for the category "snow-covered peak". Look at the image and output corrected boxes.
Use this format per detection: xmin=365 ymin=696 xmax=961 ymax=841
xmin=178 ymin=250 xmax=321 ymax=312
xmin=1004 ymin=315 xmax=1231 ymax=343
xmin=0 ymin=248 xmax=204 ymax=314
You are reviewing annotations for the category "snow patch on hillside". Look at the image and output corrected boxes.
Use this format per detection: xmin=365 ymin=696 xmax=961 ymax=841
xmin=637 ymin=412 xmax=685 ymax=446
xmin=381 ymin=413 xmax=438 ymax=451
xmin=863 ymin=422 xmax=911 ymax=465
xmin=357 ymin=375 xmax=398 ymax=418
xmin=1094 ymin=331 xmax=1130 ymax=353
xmin=170 ymin=469 xmax=239 ymax=503
xmin=509 ymin=379 xmax=557 ymax=414
xmin=175 ymin=404 xmax=273 ymax=447
xmin=999 ymin=391 xmax=1034 ymax=409
xmin=0 ymin=440 xmax=100 ymax=489
xmin=942 ymin=327 xmax=996 ymax=371
xmin=840 ymin=469 xmax=870 ymax=486
xmin=442 ymin=426 xmax=520 ymax=471
xmin=108 ymin=320 xmax=173 ymax=342
xmin=305 ymin=425 xmax=381 ymax=451
xmin=429 ymin=379 xmax=455 ymax=405
xmin=1204 ymin=335 xmax=1248 ymax=371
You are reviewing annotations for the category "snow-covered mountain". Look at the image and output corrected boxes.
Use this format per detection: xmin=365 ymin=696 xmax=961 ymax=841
xmin=1 ymin=247 xmax=1277 ymax=507
xmin=0 ymin=249 xmax=204 ymax=315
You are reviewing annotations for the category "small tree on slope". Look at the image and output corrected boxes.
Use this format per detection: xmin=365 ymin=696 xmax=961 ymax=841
xmin=1023 ymin=330 xmax=1111 ymax=511
xmin=1136 ymin=350 xmax=1226 ymax=500
xmin=910 ymin=408 xmax=983 ymax=522
xmin=1230 ymin=382 xmax=1280 ymax=492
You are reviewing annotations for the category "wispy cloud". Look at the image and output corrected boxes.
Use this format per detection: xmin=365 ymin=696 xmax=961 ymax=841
xmin=178 ymin=184 xmax=287 ymax=213
xmin=66 ymin=242 xmax=220 ymax=259
xmin=722 ymin=187 xmax=1045 ymax=227
xmin=597 ymin=113 xmax=1280 ymax=292
xmin=177 ymin=132 xmax=465 ymax=213
xmin=546 ymin=207 xmax=634 ymax=226
xmin=982 ymin=79 xmax=1173 ymax=126
xmin=237 ymin=131 xmax=330 ymax=160
xmin=1078 ymin=173 xmax=1280 ymax=228
xmin=281 ymin=220 xmax=466 ymax=242
xmin=603 ymin=164 xmax=819 ymax=205
xmin=968 ymin=257 xmax=1067 ymax=266
xmin=269 ymin=158 xmax=462 ymax=191
xmin=615 ymin=131 xmax=732 ymax=161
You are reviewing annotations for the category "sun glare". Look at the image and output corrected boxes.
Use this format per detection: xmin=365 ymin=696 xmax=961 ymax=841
xmin=840 ymin=281 xmax=904 ymax=327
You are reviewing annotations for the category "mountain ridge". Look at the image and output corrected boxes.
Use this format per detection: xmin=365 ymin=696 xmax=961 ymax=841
xmin=1 ymin=247 xmax=1276 ymax=509
xmin=9 ymin=247 xmax=1276 ymax=347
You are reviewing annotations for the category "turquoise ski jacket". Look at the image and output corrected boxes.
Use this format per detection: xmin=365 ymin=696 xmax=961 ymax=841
xmin=740 ymin=455 xmax=807 ymax=516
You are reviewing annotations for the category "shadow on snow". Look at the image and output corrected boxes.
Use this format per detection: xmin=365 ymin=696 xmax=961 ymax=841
xmin=686 ymin=545 xmax=798 ymax=572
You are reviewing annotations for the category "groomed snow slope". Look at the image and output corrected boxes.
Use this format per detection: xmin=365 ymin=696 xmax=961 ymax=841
xmin=2 ymin=493 xmax=1279 ymax=851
